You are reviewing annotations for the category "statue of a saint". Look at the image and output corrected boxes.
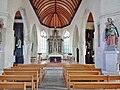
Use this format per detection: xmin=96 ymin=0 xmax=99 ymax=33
xmin=105 ymin=18 xmax=119 ymax=48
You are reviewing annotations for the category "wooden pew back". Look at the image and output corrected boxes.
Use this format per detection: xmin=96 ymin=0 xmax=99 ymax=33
xmin=13 ymin=64 xmax=46 ymax=78
xmin=64 ymin=68 xmax=102 ymax=74
xmin=65 ymin=71 xmax=100 ymax=88
xmin=3 ymin=71 xmax=39 ymax=89
xmin=67 ymin=71 xmax=100 ymax=76
xmin=63 ymin=68 xmax=102 ymax=79
xmin=15 ymin=64 xmax=45 ymax=68
xmin=108 ymin=75 xmax=120 ymax=81
xmin=67 ymin=75 xmax=120 ymax=90
xmin=4 ymin=68 xmax=42 ymax=81
xmin=0 ymin=82 xmax=26 ymax=90
xmin=72 ymin=82 xmax=120 ymax=89
xmin=0 ymin=75 xmax=34 ymax=90
xmin=69 ymin=75 xmax=108 ymax=81
xmin=64 ymin=64 xmax=95 ymax=69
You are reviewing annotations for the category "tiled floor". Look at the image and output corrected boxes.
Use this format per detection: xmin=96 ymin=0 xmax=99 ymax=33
xmin=39 ymin=67 xmax=66 ymax=90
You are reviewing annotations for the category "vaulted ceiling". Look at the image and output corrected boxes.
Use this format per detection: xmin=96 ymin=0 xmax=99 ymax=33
xmin=29 ymin=0 xmax=82 ymax=28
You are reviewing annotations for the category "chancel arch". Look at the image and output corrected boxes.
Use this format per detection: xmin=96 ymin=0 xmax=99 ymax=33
xmin=85 ymin=12 xmax=95 ymax=64
xmin=30 ymin=24 xmax=38 ymax=62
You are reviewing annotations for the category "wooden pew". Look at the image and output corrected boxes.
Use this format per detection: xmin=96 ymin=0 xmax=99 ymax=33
xmin=72 ymin=82 xmax=120 ymax=90
xmin=14 ymin=64 xmax=46 ymax=70
xmin=13 ymin=64 xmax=46 ymax=79
xmin=63 ymin=64 xmax=96 ymax=79
xmin=0 ymin=82 xmax=26 ymax=90
xmin=65 ymin=71 xmax=100 ymax=87
xmin=66 ymin=71 xmax=100 ymax=77
xmin=63 ymin=68 xmax=102 ymax=79
xmin=108 ymin=75 xmax=120 ymax=81
xmin=67 ymin=75 xmax=108 ymax=90
xmin=66 ymin=71 xmax=100 ymax=76
xmin=0 ymin=75 xmax=35 ymax=90
xmin=3 ymin=71 xmax=39 ymax=90
xmin=4 ymin=68 xmax=43 ymax=83
xmin=64 ymin=68 xmax=101 ymax=74
xmin=67 ymin=75 xmax=120 ymax=90
xmin=63 ymin=64 xmax=95 ymax=69
xmin=14 ymin=63 xmax=46 ymax=67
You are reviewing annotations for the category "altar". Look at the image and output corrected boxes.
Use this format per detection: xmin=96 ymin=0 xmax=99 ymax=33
xmin=47 ymin=28 xmax=63 ymax=63
xmin=48 ymin=53 xmax=63 ymax=63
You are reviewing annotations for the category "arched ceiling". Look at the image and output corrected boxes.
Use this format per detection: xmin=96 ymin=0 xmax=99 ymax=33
xmin=29 ymin=0 xmax=82 ymax=28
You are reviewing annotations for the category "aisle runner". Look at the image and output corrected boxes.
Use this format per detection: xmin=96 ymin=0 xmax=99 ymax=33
xmin=39 ymin=67 xmax=66 ymax=90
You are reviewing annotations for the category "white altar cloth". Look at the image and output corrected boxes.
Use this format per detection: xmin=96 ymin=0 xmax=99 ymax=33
xmin=48 ymin=52 xmax=63 ymax=58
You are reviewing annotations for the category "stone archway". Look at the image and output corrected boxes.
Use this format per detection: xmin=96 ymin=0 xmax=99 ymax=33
xmin=13 ymin=11 xmax=24 ymax=64
xmin=85 ymin=12 xmax=95 ymax=64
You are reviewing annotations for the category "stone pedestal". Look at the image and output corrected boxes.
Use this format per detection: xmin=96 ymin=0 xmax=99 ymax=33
xmin=104 ymin=50 xmax=119 ymax=74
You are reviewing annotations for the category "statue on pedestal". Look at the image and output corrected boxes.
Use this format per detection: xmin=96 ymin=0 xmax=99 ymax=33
xmin=105 ymin=18 xmax=119 ymax=50
xmin=103 ymin=18 xmax=119 ymax=73
xmin=37 ymin=53 xmax=42 ymax=64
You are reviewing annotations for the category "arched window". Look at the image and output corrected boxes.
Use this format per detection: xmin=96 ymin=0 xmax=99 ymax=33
xmin=40 ymin=30 xmax=47 ymax=53
xmin=63 ymin=31 xmax=70 ymax=54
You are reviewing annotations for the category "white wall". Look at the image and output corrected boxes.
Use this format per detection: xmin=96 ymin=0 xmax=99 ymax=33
xmin=72 ymin=25 xmax=79 ymax=62
xmin=0 ymin=0 xmax=10 ymax=72
xmin=31 ymin=24 xmax=38 ymax=58
xmin=67 ymin=0 xmax=120 ymax=70
xmin=63 ymin=0 xmax=101 ymax=67
xmin=0 ymin=0 xmax=46 ymax=69
xmin=0 ymin=0 xmax=120 ymax=71
xmin=100 ymin=0 xmax=120 ymax=65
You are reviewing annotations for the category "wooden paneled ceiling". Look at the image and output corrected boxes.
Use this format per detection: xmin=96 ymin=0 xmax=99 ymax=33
xmin=29 ymin=0 xmax=82 ymax=28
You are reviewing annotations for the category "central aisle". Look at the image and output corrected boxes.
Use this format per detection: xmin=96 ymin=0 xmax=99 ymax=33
xmin=39 ymin=67 xmax=66 ymax=90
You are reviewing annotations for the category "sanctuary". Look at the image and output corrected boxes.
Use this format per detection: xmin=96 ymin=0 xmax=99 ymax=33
xmin=47 ymin=28 xmax=63 ymax=62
